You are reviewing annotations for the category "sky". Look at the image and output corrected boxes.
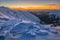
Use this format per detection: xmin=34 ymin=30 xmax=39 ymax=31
xmin=0 ymin=0 xmax=60 ymax=10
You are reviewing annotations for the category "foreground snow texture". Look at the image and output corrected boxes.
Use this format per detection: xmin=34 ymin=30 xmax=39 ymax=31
xmin=0 ymin=6 xmax=60 ymax=40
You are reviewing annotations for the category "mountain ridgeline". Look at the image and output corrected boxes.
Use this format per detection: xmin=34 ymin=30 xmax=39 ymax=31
xmin=29 ymin=10 xmax=60 ymax=26
xmin=0 ymin=6 xmax=40 ymax=23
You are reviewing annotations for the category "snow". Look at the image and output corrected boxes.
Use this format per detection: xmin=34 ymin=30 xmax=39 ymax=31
xmin=0 ymin=6 xmax=60 ymax=40
xmin=0 ymin=6 xmax=40 ymax=22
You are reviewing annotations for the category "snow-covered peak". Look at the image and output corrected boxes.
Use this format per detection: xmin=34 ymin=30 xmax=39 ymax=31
xmin=0 ymin=6 xmax=8 ymax=9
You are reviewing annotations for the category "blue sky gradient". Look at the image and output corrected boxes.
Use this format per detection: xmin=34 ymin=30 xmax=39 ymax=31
xmin=0 ymin=0 xmax=60 ymax=7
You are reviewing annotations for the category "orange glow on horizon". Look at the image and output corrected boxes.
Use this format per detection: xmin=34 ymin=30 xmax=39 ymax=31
xmin=8 ymin=5 xmax=60 ymax=10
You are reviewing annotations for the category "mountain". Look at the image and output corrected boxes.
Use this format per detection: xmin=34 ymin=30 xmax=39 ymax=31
xmin=0 ymin=6 xmax=40 ymax=23
xmin=29 ymin=10 xmax=60 ymax=18
xmin=29 ymin=10 xmax=60 ymax=24
xmin=0 ymin=6 xmax=60 ymax=40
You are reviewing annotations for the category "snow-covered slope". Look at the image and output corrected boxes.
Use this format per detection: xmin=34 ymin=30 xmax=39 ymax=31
xmin=0 ymin=6 xmax=60 ymax=40
xmin=0 ymin=19 xmax=60 ymax=40
xmin=0 ymin=6 xmax=40 ymax=22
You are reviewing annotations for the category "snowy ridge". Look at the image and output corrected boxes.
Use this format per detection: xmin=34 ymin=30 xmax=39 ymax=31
xmin=0 ymin=6 xmax=40 ymax=22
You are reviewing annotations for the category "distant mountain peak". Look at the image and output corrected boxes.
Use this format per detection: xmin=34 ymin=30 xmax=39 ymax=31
xmin=0 ymin=6 xmax=11 ymax=12
xmin=0 ymin=6 xmax=8 ymax=9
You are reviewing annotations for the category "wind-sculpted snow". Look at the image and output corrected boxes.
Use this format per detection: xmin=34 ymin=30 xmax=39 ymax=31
xmin=0 ymin=6 xmax=60 ymax=40
xmin=0 ymin=20 xmax=60 ymax=40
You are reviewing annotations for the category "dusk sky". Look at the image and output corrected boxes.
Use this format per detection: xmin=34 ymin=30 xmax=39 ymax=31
xmin=0 ymin=0 xmax=60 ymax=10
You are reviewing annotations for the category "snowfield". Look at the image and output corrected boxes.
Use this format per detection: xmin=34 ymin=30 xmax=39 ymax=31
xmin=0 ymin=6 xmax=60 ymax=40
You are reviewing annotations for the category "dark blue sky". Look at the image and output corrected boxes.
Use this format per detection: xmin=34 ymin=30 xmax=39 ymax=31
xmin=0 ymin=0 xmax=60 ymax=7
